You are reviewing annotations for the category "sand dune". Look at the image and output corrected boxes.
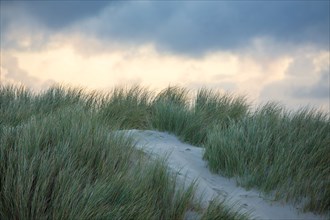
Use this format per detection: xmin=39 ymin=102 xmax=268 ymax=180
xmin=121 ymin=129 xmax=324 ymax=220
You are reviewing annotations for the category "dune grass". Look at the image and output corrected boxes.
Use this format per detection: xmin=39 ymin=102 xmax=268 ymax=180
xmin=124 ymin=85 xmax=329 ymax=214
xmin=204 ymin=103 xmax=330 ymax=213
xmin=97 ymin=85 xmax=330 ymax=214
xmin=98 ymin=86 xmax=152 ymax=129
xmin=149 ymin=87 xmax=206 ymax=145
xmin=0 ymin=84 xmax=249 ymax=220
xmin=1 ymin=84 xmax=329 ymax=217
xmin=0 ymin=98 xmax=196 ymax=219
xmin=149 ymin=87 xmax=249 ymax=146
xmin=201 ymin=198 xmax=250 ymax=220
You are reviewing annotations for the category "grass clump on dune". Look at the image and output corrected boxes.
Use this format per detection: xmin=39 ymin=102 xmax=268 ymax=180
xmin=194 ymin=88 xmax=249 ymax=128
xmin=192 ymin=88 xmax=249 ymax=145
xmin=0 ymin=85 xmax=97 ymax=127
xmin=204 ymin=103 xmax=330 ymax=213
xmin=201 ymin=198 xmax=250 ymax=220
xmin=149 ymin=87 xmax=249 ymax=146
xmin=98 ymin=86 xmax=152 ymax=129
xmin=150 ymin=87 xmax=205 ymax=144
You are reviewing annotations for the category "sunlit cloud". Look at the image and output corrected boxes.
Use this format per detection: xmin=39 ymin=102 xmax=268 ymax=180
xmin=3 ymin=32 xmax=328 ymax=111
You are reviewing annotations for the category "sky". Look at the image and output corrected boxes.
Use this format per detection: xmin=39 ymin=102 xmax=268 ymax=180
xmin=1 ymin=0 xmax=329 ymax=111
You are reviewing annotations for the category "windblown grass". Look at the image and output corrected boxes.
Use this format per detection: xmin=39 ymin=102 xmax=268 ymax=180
xmin=201 ymin=198 xmax=250 ymax=220
xmin=150 ymin=87 xmax=249 ymax=146
xmin=1 ymin=84 xmax=248 ymax=220
xmin=98 ymin=86 xmax=152 ymax=129
xmin=0 ymin=85 xmax=97 ymax=127
xmin=1 ymin=84 xmax=329 ymax=217
xmin=150 ymin=87 xmax=206 ymax=144
xmin=204 ymin=103 xmax=330 ymax=213
xmin=191 ymin=88 xmax=249 ymax=145
xmin=0 ymin=85 xmax=35 ymax=126
xmin=0 ymin=104 xmax=196 ymax=219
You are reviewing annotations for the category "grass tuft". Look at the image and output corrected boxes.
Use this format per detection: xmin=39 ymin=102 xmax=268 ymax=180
xmin=98 ymin=86 xmax=152 ymax=129
xmin=201 ymin=198 xmax=251 ymax=220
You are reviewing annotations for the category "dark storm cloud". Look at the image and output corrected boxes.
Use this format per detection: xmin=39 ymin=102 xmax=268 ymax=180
xmin=1 ymin=1 xmax=329 ymax=55
xmin=0 ymin=1 xmax=110 ymax=30
xmin=79 ymin=1 xmax=330 ymax=55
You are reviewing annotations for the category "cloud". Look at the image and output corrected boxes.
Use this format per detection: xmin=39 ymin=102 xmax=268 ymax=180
xmin=260 ymin=50 xmax=329 ymax=110
xmin=0 ymin=52 xmax=55 ymax=90
xmin=0 ymin=33 xmax=294 ymax=97
xmin=0 ymin=1 xmax=110 ymax=30
xmin=291 ymin=70 xmax=329 ymax=99
xmin=286 ymin=50 xmax=329 ymax=101
xmin=1 ymin=1 xmax=329 ymax=56
xmin=1 ymin=31 xmax=328 ymax=110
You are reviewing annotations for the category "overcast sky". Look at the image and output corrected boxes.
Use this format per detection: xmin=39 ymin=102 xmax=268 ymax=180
xmin=1 ymin=1 xmax=329 ymax=111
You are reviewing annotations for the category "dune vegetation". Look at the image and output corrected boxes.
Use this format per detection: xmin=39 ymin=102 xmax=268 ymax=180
xmin=0 ymin=85 xmax=249 ymax=220
xmin=1 ymin=84 xmax=329 ymax=219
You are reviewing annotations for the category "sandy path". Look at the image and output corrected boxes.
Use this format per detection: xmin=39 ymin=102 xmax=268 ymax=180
xmin=122 ymin=129 xmax=324 ymax=220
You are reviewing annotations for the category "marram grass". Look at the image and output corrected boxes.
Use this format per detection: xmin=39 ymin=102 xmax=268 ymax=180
xmin=0 ymin=106 xmax=196 ymax=219
xmin=204 ymin=103 xmax=330 ymax=213
xmin=0 ymin=84 xmax=249 ymax=220
xmin=1 ymin=84 xmax=329 ymax=216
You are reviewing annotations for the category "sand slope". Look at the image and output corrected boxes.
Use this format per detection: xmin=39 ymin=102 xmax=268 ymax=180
xmin=121 ymin=129 xmax=324 ymax=220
